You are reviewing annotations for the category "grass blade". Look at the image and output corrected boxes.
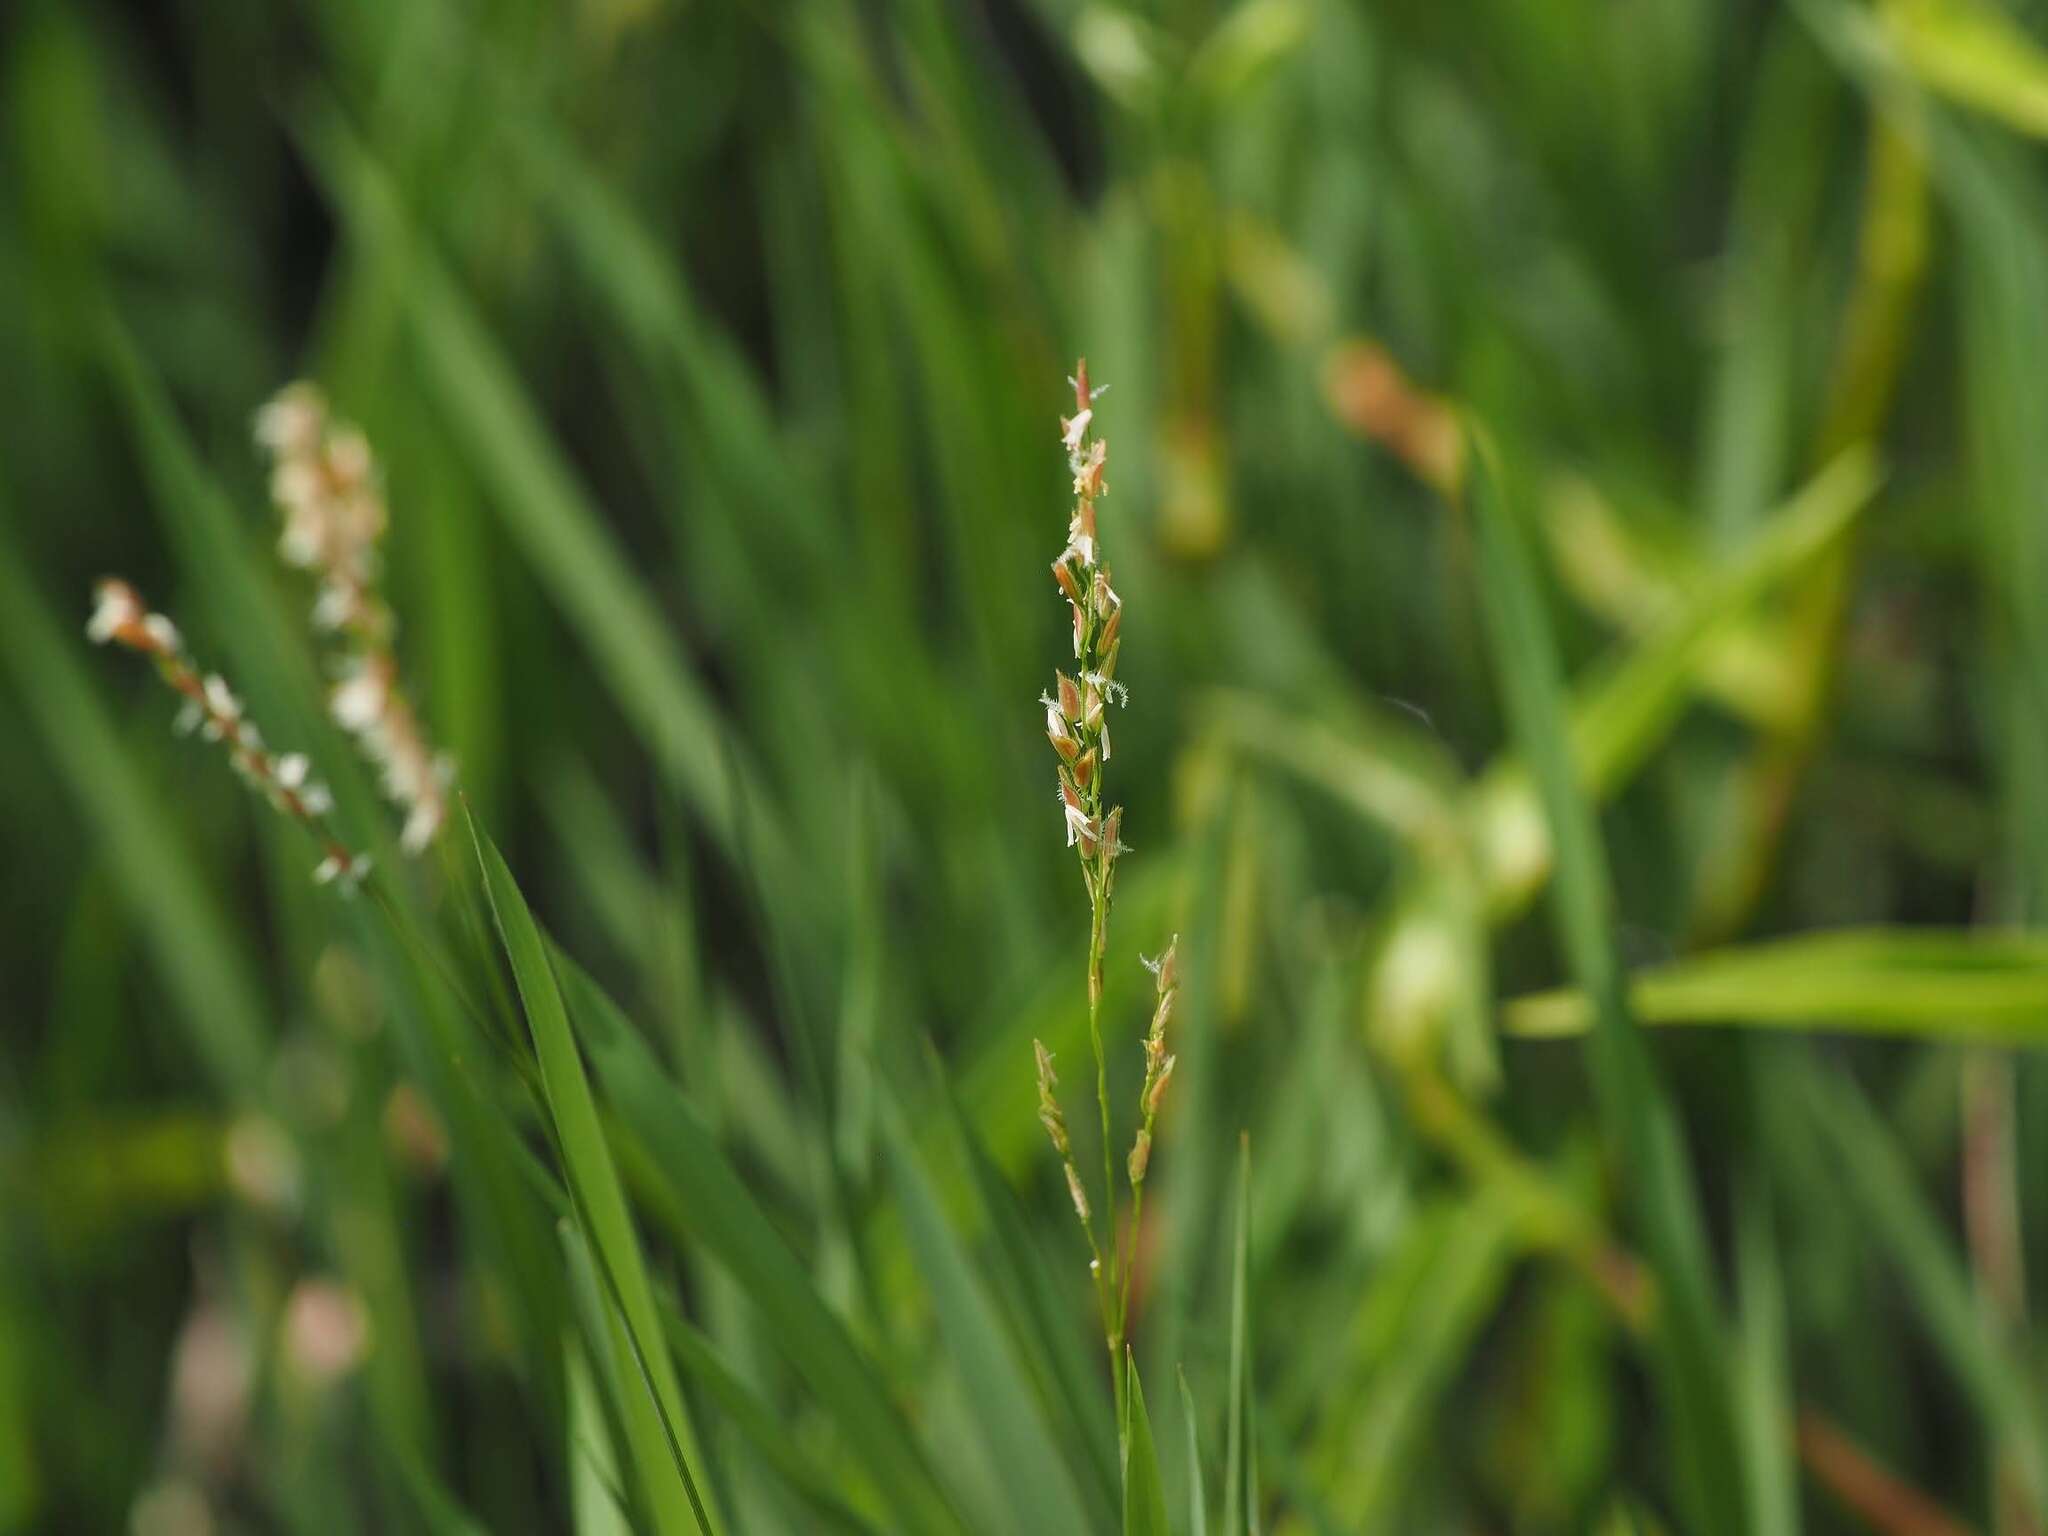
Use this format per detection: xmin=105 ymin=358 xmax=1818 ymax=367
xmin=549 ymin=953 xmax=964 ymax=1536
xmin=1122 ymin=1355 xmax=1171 ymax=1536
xmin=0 ymin=537 xmax=270 ymax=1098
xmin=1464 ymin=429 xmax=1745 ymax=1530
xmin=469 ymin=811 xmax=720 ymax=1536
xmin=1224 ymin=1134 xmax=1254 ymax=1536
xmin=1791 ymin=1057 xmax=2048 ymax=1513
xmin=1505 ymin=925 xmax=2048 ymax=1042
xmin=1180 ymin=1367 xmax=1210 ymax=1536
xmin=877 ymin=1094 xmax=1093 ymax=1536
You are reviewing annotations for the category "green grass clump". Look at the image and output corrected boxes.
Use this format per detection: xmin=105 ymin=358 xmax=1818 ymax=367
xmin=11 ymin=0 xmax=2048 ymax=1531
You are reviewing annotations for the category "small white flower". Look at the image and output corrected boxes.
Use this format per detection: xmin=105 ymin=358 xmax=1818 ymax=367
xmin=1060 ymin=408 xmax=1093 ymax=453
xmin=331 ymin=669 xmax=386 ymax=732
xmin=278 ymin=518 xmax=322 ymax=569
xmin=87 ymin=581 xmax=143 ymax=644
xmin=311 ymin=583 xmax=355 ymax=632
xmin=1062 ymin=801 xmax=1096 ymax=848
xmin=203 ymin=674 xmax=241 ymax=724
xmin=400 ymin=800 xmax=442 ymax=855
xmin=275 ymin=753 xmax=309 ymax=790
xmin=312 ymin=853 xmax=370 ymax=890
xmin=173 ymin=700 xmax=203 ymax=736
xmin=324 ymin=428 xmax=371 ymax=487
xmin=271 ymin=461 xmax=324 ymax=518
xmin=253 ymin=386 xmax=324 ymax=454
xmin=141 ymin=614 xmax=182 ymax=653
xmin=299 ymin=782 xmax=335 ymax=817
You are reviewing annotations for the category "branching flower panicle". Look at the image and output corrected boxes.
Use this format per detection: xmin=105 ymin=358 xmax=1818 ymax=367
xmin=256 ymin=383 xmax=453 ymax=854
xmin=88 ymin=578 xmax=370 ymax=890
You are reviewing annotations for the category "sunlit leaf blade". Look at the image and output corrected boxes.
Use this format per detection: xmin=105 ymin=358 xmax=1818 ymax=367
xmin=1506 ymin=926 xmax=2048 ymax=1041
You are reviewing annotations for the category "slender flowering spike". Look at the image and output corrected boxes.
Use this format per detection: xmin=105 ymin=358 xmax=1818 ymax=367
xmin=1130 ymin=935 xmax=1181 ymax=1190
xmin=256 ymin=383 xmax=452 ymax=855
xmin=1034 ymin=359 xmax=1182 ymax=1396
xmin=1147 ymin=1056 xmax=1176 ymax=1117
xmin=89 ymin=578 xmax=370 ymax=890
xmin=1034 ymin=1041 xmax=1071 ymax=1161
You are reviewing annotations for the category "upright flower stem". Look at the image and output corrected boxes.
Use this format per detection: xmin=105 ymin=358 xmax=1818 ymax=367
xmin=1033 ymin=361 xmax=1177 ymax=1442
xmin=1085 ymin=877 xmax=1122 ymax=1416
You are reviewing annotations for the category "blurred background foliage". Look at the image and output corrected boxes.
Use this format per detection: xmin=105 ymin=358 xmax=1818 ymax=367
xmin=8 ymin=0 xmax=2048 ymax=1530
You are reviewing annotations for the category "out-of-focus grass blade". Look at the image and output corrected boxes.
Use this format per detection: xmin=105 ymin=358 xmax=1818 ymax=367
xmin=469 ymin=814 xmax=720 ymax=1536
xmin=304 ymin=103 xmax=797 ymax=902
xmin=0 ymin=532 xmax=268 ymax=1098
xmin=1791 ymin=1058 xmax=2048 ymax=1513
xmin=1464 ymin=431 xmax=1745 ymax=1532
xmin=1123 ymin=1355 xmax=1171 ymax=1536
xmin=563 ymin=1231 xmax=656 ymax=1535
xmin=1180 ymin=1367 xmax=1209 ymax=1536
xmin=1505 ymin=926 xmax=2048 ymax=1041
xmin=1308 ymin=1194 xmax=1520 ymax=1525
xmin=1224 ymin=1135 xmax=1253 ymax=1536
xmin=923 ymin=1048 xmax=1118 ymax=1516
xmin=550 ymin=954 xmax=964 ymax=1536
xmin=877 ymin=1095 xmax=1093 ymax=1536
xmin=568 ymin=1332 xmax=635 ymax=1536
xmin=661 ymin=1308 xmax=887 ymax=1536
xmin=1884 ymin=0 xmax=2048 ymax=137
xmin=1471 ymin=447 xmax=1879 ymax=913
xmin=1735 ymin=1180 xmax=1799 ymax=1536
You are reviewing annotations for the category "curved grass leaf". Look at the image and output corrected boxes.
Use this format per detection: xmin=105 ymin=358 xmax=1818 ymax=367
xmin=469 ymin=813 xmax=719 ymax=1536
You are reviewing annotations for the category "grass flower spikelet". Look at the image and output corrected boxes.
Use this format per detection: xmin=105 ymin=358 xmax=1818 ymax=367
xmin=88 ymin=578 xmax=370 ymax=890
